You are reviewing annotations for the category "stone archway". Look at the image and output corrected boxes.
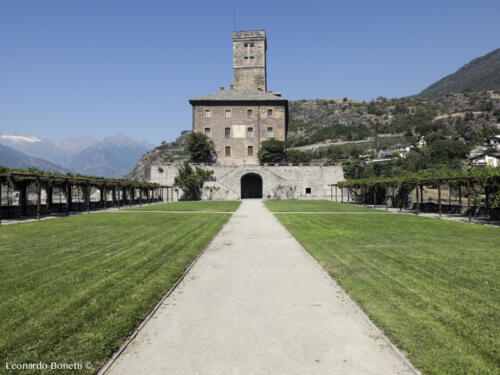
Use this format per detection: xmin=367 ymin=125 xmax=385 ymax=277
xmin=241 ymin=173 xmax=263 ymax=199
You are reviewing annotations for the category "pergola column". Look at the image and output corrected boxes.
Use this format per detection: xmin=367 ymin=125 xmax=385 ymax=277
xmin=0 ymin=181 xmax=2 ymax=225
xmin=36 ymin=178 xmax=41 ymax=220
xmin=467 ymin=179 xmax=471 ymax=222
xmin=65 ymin=182 xmax=70 ymax=216
xmin=437 ymin=181 xmax=442 ymax=217
xmin=47 ymin=185 xmax=53 ymax=215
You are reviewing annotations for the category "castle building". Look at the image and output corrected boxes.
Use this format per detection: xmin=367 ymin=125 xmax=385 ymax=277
xmin=189 ymin=30 xmax=288 ymax=166
xmin=151 ymin=30 xmax=344 ymax=200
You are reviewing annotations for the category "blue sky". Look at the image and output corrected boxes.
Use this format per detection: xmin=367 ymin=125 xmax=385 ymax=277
xmin=1 ymin=0 xmax=499 ymax=145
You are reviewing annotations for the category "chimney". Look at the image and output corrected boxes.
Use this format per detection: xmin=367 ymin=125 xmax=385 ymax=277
xmin=220 ymin=86 xmax=224 ymax=91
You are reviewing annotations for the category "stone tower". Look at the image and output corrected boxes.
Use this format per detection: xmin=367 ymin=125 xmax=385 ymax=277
xmin=232 ymin=30 xmax=267 ymax=91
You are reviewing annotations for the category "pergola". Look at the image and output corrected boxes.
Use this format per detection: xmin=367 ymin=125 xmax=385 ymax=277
xmin=0 ymin=172 xmax=172 ymax=224
xmin=329 ymin=174 xmax=500 ymax=222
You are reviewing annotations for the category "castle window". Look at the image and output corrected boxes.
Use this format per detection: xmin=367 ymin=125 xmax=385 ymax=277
xmin=243 ymin=43 xmax=254 ymax=65
xmin=267 ymin=127 xmax=273 ymax=138
xmin=225 ymin=146 xmax=231 ymax=157
xmin=247 ymin=109 xmax=253 ymax=118
xmin=205 ymin=128 xmax=210 ymax=137
xmin=225 ymin=127 xmax=231 ymax=139
xmin=247 ymin=146 xmax=253 ymax=156
xmin=267 ymin=109 xmax=273 ymax=118
xmin=247 ymin=127 xmax=254 ymax=138
xmin=306 ymin=188 xmax=311 ymax=195
xmin=225 ymin=109 xmax=231 ymax=118
xmin=205 ymin=109 xmax=211 ymax=118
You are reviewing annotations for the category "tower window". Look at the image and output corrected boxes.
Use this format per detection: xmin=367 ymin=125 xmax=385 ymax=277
xmin=247 ymin=109 xmax=253 ymax=118
xmin=267 ymin=109 xmax=273 ymax=118
xmin=205 ymin=128 xmax=210 ymax=137
xmin=225 ymin=127 xmax=231 ymax=139
xmin=243 ymin=43 xmax=255 ymax=65
xmin=247 ymin=127 xmax=254 ymax=138
xmin=225 ymin=109 xmax=231 ymax=118
xmin=225 ymin=146 xmax=231 ymax=157
xmin=267 ymin=127 xmax=273 ymax=138
xmin=204 ymin=109 xmax=211 ymax=118
xmin=247 ymin=146 xmax=254 ymax=156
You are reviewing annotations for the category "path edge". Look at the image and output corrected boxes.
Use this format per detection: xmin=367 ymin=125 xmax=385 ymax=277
xmin=269 ymin=208 xmax=422 ymax=375
xmin=97 ymin=212 xmax=234 ymax=375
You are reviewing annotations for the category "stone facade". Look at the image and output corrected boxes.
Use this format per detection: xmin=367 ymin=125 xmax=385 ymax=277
xmin=150 ymin=30 xmax=345 ymax=200
xmin=189 ymin=29 xmax=287 ymax=166
xmin=190 ymin=96 xmax=287 ymax=166
xmin=232 ymin=30 xmax=266 ymax=91
xmin=151 ymin=164 xmax=344 ymax=201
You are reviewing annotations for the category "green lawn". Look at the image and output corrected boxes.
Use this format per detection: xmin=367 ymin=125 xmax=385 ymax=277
xmin=264 ymin=199 xmax=379 ymax=212
xmin=126 ymin=200 xmax=241 ymax=212
xmin=275 ymin=213 xmax=500 ymax=375
xmin=0 ymin=212 xmax=230 ymax=374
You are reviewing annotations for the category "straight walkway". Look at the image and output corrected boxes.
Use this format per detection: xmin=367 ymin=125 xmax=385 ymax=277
xmin=105 ymin=200 xmax=416 ymax=375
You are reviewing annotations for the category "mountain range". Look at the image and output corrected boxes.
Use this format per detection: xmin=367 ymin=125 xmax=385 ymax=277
xmin=418 ymin=48 xmax=500 ymax=98
xmin=0 ymin=143 xmax=70 ymax=173
xmin=0 ymin=134 xmax=152 ymax=178
xmin=3 ymin=47 xmax=499 ymax=179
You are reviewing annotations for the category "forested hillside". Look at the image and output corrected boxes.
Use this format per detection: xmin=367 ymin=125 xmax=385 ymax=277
xmin=418 ymin=48 xmax=500 ymax=98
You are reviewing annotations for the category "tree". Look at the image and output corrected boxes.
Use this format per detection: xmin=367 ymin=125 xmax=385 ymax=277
xmin=174 ymin=162 xmax=214 ymax=200
xmin=257 ymin=139 xmax=286 ymax=163
xmin=287 ymin=149 xmax=312 ymax=163
xmin=186 ymin=132 xmax=215 ymax=163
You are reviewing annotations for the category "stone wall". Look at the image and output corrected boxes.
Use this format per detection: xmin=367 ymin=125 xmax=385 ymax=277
xmin=193 ymin=104 xmax=286 ymax=166
xmin=232 ymin=30 xmax=266 ymax=91
xmin=150 ymin=164 xmax=345 ymax=201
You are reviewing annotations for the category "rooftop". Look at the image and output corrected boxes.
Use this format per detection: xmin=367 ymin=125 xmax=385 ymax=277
xmin=189 ymin=89 xmax=287 ymax=103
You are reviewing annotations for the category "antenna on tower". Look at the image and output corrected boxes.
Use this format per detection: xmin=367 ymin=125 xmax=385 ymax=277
xmin=233 ymin=8 xmax=236 ymax=31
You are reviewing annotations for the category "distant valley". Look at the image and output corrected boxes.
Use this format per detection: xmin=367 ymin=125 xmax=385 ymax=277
xmin=0 ymin=134 xmax=152 ymax=178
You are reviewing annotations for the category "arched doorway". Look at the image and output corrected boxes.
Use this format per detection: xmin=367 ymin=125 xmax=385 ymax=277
xmin=241 ymin=173 xmax=263 ymax=199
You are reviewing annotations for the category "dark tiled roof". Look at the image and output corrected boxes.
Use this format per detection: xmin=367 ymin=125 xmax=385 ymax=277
xmin=190 ymin=90 xmax=287 ymax=103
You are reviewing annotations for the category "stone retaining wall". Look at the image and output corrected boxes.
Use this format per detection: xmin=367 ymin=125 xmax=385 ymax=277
xmin=150 ymin=164 xmax=344 ymax=201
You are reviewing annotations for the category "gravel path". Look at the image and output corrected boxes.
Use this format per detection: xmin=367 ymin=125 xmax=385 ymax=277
xmin=104 ymin=199 xmax=417 ymax=375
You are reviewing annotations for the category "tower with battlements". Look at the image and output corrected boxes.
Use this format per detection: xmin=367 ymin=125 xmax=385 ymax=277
xmin=151 ymin=30 xmax=344 ymax=200
xmin=189 ymin=30 xmax=286 ymax=166
xmin=232 ymin=30 xmax=267 ymax=91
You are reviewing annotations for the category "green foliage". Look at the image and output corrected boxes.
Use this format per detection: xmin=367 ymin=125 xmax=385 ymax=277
xmin=392 ymin=102 xmax=409 ymax=115
xmin=173 ymin=162 xmax=214 ymax=200
xmin=287 ymin=124 xmax=371 ymax=147
xmin=428 ymin=139 xmax=470 ymax=163
xmin=0 ymin=165 xmax=152 ymax=188
xmin=258 ymin=139 xmax=286 ymax=163
xmin=287 ymin=149 xmax=312 ymax=164
xmin=186 ymin=132 xmax=215 ymax=163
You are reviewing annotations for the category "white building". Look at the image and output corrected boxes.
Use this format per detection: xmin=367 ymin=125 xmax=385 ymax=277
xmin=470 ymin=152 xmax=500 ymax=168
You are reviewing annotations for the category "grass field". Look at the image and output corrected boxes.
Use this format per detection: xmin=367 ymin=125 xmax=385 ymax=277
xmin=264 ymin=199 xmax=379 ymax=212
xmin=0 ymin=212 xmax=230 ymax=374
xmin=126 ymin=200 xmax=241 ymax=212
xmin=274 ymin=208 xmax=500 ymax=375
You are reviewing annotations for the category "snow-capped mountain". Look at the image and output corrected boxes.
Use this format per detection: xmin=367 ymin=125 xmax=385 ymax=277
xmin=0 ymin=133 xmax=153 ymax=178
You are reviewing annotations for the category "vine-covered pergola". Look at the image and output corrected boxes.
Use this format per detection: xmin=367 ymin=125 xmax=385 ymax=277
xmin=0 ymin=172 xmax=172 ymax=224
xmin=329 ymin=167 xmax=500 ymax=222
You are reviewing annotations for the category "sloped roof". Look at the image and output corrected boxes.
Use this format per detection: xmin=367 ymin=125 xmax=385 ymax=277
xmin=189 ymin=89 xmax=287 ymax=103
